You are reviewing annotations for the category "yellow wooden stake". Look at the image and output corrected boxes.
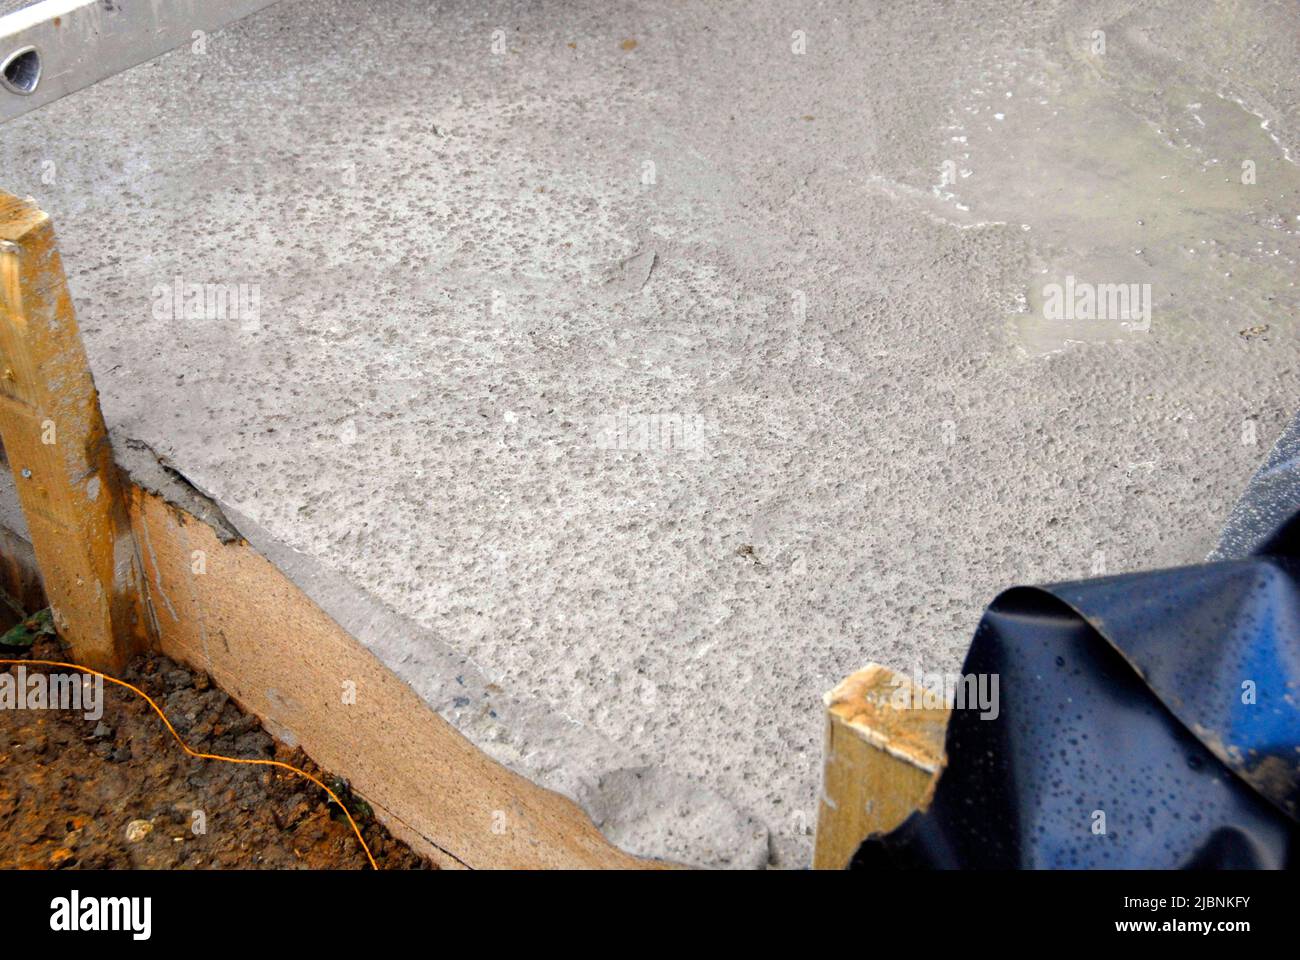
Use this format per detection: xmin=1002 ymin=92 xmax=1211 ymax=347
xmin=812 ymin=663 xmax=950 ymax=869
xmin=0 ymin=192 xmax=150 ymax=671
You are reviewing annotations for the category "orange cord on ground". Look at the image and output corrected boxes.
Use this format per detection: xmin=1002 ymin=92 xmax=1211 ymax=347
xmin=0 ymin=658 xmax=377 ymax=869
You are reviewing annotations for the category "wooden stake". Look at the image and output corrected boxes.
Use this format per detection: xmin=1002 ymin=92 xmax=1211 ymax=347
xmin=0 ymin=191 xmax=150 ymax=671
xmin=812 ymin=663 xmax=950 ymax=869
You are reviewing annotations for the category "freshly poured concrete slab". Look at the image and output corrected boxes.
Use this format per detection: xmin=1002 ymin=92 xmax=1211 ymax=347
xmin=2 ymin=0 xmax=1297 ymax=867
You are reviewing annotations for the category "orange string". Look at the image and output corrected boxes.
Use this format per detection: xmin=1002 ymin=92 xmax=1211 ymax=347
xmin=1 ymin=657 xmax=377 ymax=869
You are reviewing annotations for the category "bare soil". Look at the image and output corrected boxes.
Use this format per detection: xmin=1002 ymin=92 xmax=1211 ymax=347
xmin=0 ymin=633 xmax=433 ymax=870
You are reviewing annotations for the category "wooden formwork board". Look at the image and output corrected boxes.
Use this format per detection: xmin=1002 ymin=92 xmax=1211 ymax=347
xmin=127 ymin=485 xmax=657 ymax=869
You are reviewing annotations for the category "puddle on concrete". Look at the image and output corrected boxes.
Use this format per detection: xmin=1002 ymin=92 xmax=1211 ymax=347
xmin=931 ymin=52 xmax=1299 ymax=356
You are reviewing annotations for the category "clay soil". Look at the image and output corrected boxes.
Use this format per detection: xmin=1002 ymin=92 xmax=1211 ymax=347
xmin=0 ymin=633 xmax=433 ymax=870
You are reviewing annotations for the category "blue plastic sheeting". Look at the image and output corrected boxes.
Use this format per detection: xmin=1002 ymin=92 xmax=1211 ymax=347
xmin=853 ymin=417 xmax=1300 ymax=869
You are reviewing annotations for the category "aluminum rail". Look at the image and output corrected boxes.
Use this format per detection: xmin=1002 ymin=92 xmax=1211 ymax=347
xmin=1 ymin=0 xmax=281 ymax=123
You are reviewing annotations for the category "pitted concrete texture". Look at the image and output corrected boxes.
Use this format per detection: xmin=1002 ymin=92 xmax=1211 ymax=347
xmin=2 ymin=0 xmax=1297 ymax=867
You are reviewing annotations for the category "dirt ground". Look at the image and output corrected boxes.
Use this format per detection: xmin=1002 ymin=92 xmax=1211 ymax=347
xmin=0 ymin=631 xmax=432 ymax=870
